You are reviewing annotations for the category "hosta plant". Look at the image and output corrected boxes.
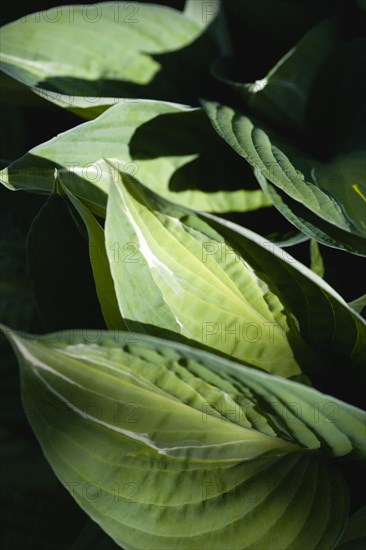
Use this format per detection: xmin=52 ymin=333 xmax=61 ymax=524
xmin=0 ymin=1 xmax=365 ymax=549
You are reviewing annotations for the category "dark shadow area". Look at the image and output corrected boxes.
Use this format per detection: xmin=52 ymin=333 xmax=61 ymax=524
xmin=306 ymin=36 xmax=366 ymax=159
xmin=26 ymin=192 xmax=106 ymax=333
xmin=129 ymin=109 xmax=261 ymax=194
xmin=223 ymin=0 xmax=345 ymax=75
xmin=338 ymin=460 xmax=366 ymax=514
xmin=30 ymin=24 xmax=218 ymax=107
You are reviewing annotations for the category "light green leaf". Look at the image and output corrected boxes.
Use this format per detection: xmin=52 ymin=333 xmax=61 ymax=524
xmin=104 ymin=168 xmax=366 ymax=391
xmin=0 ymin=100 xmax=269 ymax=215
xmin=105 ymin=169 xmax=299 ymax=377
xmin=212 ymin=18 xmax=340 ymax=131
xmin=57 ymin=175 xmax=124 ymax=331
xmin=0 ymin=2 xmax=217 ymax=116
xmin=3 ymin=326 xmax=362 ymax=549
xmin=335 ymin=506 xmax=366 ymax=549
xmin=310 ymin=240 xmax=325 ymax=278
xmin=203 ymin=101 xmax=366 ymax=255
xmin=348 ymin=294 xmax=366 ymax=316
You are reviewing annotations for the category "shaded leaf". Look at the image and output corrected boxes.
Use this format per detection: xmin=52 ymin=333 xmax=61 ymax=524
xmin=0 ymin=101 xmax=269 ymax=214
xmin=203 ymin=101 xmax=366 ymax=255
xmin=335 ymin=505 xmax=366 ymax=549
xmin=310 ymin=240 xmax=325 ymax=278
xmin=59 ymin=175 xmax=125 ymax=331
xmin=0 ymin=2 xmax=217 ymax=116
xmin=348 ymin=295 xmax=366 ymax=316
xmin=26 ymin=188 xmax=105 ymax=332
xmin=212 ymin=18 xmax=340 ymax=131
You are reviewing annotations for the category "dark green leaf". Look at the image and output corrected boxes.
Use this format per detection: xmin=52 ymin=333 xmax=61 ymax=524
xmin=26 ymin=188 xmax=105 ymax=331
xmin=203 ymin=101 xmax=366 ymax=255
xmin=335 ymin=506 xmax=366 ymax=549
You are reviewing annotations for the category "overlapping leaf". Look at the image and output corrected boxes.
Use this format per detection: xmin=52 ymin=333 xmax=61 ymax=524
xmin=212 ymin=18 xmax=340 ymax=131
xmin=309 ymin=240 xmax=325 ymax=278
xmin=58 ymin=178 xmax=124 ymax=331
xmin=336 ymin=506 xmax=366 ymax=549
xmin=26 ymin=184 xmax=105 ymax=332
xmin=0 ymin=100 xmax=269 ymax=215
xmin=349 ymin=294 xmax=366 ymax=316
xmin=4 ymin=327 xmax=363 ymax=549
xmin=103 ymin=168 xmax=366 ymax=392
xmin=203 ymin=101 xmax=366 ymax=255
xmin=0 ymin=2 xmax=218 ymax=116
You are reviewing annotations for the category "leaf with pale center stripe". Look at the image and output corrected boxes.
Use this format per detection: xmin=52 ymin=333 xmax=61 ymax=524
xmin=3 ymin=327 xmax=364 ymax=549
xmin=104 ymin=168 xmax=366 ymax=393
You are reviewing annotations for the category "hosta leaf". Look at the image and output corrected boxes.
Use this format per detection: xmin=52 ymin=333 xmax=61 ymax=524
xmin=203 ymin=101 xmax=366 ymax=255
xmin=26 ymin=188 xmax=105 ymax=332
xmin=104 ymin=169 xmax=366 ymax=395
xmin=105 ymin=170 xmax=300 ymax=377
xmin=335 ymin=506 xmax=366 ymax=549
xmin=310 ymin=240 xmax=325 ymax=278
xmin=0 ymin=101 xmax=269 ymax=214
xmin=212 ymin=18 xmax=340 ymax=131
xmin=3 ymin=327 xmax=362 ymax=549
xmin=209 ymin=211 xmax=366 ymax=407
xmin=0 ymin=2 xmax=217 ymax=117
xmin=255 ymin=171 xmax=366 ymax=255
xmin=59 ymin=176 xmax=125 ymax=331
xmin=0 ymin=339 xmax=26 ymax=430
xmin=0 ymin=187 xmax=43 ymax=333
xmin=0 ymin=223 xmax=35 ymax=333
xmin=348 ymin=295 xmax=366 ymax=316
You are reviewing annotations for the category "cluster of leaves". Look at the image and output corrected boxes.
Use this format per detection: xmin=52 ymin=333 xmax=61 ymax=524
xmin=0 ymin=1 xmax=365 ymax=549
